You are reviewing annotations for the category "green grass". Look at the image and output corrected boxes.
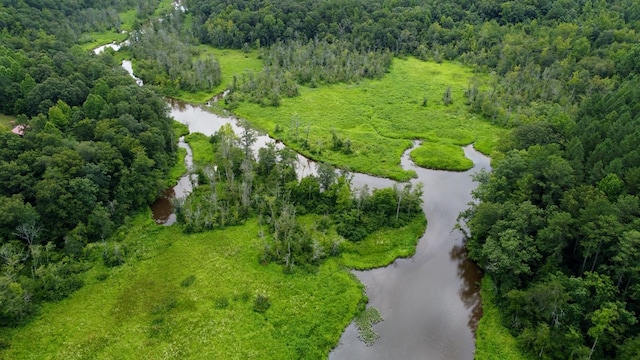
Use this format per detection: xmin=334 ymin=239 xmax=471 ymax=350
xmin=0 ymin=216 xmax=363 ymax=359
xmin=172 ymin=120 xmax=189 ymax=138
xmin=166 ymin=147 xmax=187 ymax=187
xmin=231 ymin=57 xmax=506 ymax=180
xmin=165 ymin=121 xmax=190 ymax=187
xmin=184 ymin=133 xmax=214 ymax=167
xmin=78 ymin=31 xmax=129 ymax=51
xmin=340 ymin=216 xmax=426 ymax=270
xmin=119 ymin=10 xmax=137 ymax=32
xmin=410 ymin=141 xmax=474 ymax=171
xmin=0 ymin=208 xmax=425 ymax=359
xmin=0 ymin=113 xmax=16 ymax=131
xmin=174 ymin=47 xmax=263 ymax=104
xmin=475 ymin=276 xmax=532 ymax=360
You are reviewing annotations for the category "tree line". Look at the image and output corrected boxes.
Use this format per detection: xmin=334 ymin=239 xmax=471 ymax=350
xmin=127 ymin=19 xmax=223 ymax=95
xmin=460 ymin=72 xmax=640 ymax=359
xmin=1 ymin=0 xmax=164 ymax=46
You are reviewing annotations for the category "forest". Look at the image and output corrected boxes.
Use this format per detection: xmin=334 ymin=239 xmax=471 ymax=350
xmin=1 ymin=0 xmax=640 ymax=358
xmin=0 ymin=0 xmax=177 ymax=326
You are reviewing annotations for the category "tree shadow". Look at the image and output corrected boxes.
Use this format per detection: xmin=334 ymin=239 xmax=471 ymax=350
xmin=450 ymin=243 xmax=483 ymax=334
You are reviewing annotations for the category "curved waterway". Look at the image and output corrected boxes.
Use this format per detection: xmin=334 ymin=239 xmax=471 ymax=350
xmin=108 ymin=46 xmax=489 ymax=358
xmin=330 ymin=144 xmax=490 ymax=360
xmin=150 ymin=99 xmax=395 ymax=224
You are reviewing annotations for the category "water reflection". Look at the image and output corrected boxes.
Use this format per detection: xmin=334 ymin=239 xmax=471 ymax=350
xmin=151 ymin=100 xmax=399 ymax=223
xmin=331 ymin=144 xmax=490 ymax=360
xmin=450 ymin=243 xmax=483 ymax=333
xmin=149 ymin=190 xmax=177 ymax=225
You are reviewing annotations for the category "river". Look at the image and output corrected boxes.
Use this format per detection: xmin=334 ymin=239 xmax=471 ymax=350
xmin=161 ymin=98 xmax=490 ymax=359
xmin=103 ymin=42 xmax=489 ymax=360
xmin=330 ymin=144 xmax=489 ymax=360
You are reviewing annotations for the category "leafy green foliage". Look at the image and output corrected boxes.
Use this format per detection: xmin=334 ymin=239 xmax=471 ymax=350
xmin=129 ymin=19 xmax=222 ymax=94
xmin=355 ymin=306 xmax=383 ymax=346
xmin=464 ymin=78 xmax=640 ymax=358
xmin=253 ymin=293 xmax=271 ymax=313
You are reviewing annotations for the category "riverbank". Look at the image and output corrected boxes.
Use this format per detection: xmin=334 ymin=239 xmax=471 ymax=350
xmin=2 ymin=37 xmax=509 ymax=359
xmin=0 ymin=210 xmax=425 ymax=359
xmin=475 ymin=277 xmax=533 ymax=360
xmin=0 ymin=77 xmax=427 ymax=358
xmin=231 ymin=56 xmax=505 ymax=180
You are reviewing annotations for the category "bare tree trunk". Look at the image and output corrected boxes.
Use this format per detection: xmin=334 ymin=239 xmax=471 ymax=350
xmin=588 ymin=336 xmax=598 ymax=360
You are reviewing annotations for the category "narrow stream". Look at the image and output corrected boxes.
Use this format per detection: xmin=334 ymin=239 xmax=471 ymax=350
xmin=101 ymin=40 xmax=489 ymax=358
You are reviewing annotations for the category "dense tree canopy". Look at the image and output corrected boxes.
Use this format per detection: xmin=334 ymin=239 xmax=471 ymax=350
xmin=0 ymin=0 xmax=176 ymax=326
xmin=461 ymin=63 xmax=640 ymax=360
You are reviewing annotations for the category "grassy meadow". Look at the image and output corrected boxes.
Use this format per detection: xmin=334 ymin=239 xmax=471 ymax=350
xmin=0 ymin=214 xmax=425 ymax=359
xmin=410 ymin=141 xmax=474 ymax=171
xmin=184 ymin=133 xmax=215 ymax=167
xmin=230 ymin=57 xmax=505 ymax=179
xmin=0 ymin=113 xmax=16 ymax=132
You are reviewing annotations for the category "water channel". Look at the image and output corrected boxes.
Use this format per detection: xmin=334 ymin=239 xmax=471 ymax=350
xmin=160 ymin=98 xmax=490 ymax=359
xmin=105 ymin=44 xmax=490 ymax=359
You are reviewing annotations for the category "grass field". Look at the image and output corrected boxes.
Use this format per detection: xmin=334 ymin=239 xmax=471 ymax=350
xmin=0 ymin=113 xmax=16 ymax=132
xmin=340 ymin=216 xmax=426 ymax=270
xmin=230 ymin=57 xmax=505 ymax=180
xmin=410 ymin=141 xmax=474 ymax=171
xmin=0 ymin=213 xmax=425 ymax=359
xmin=184 ymin=133 xmax=214 ymax=167
xmin=79 ymin=31 xmax=129 ymax=51
xmin=0 ymin=124 xmax=426 ymax=358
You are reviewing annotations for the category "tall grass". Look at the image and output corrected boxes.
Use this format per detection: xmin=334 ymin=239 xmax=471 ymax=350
xmin=184 ymin=133 xmax=214 ymax=167
xmin=0 ymin=210 xmax=427 ymax=359
xmin=231 ymin=57 xmax=505 ymax=179
xmin=410 ymin=141 xmax=474 ymax=171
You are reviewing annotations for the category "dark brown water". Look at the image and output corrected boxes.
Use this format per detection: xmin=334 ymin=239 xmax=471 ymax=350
xmin=330 ymin=144 xmax=490 ymax=360
xmin=150 ymin=136 xmax=194 ymax=225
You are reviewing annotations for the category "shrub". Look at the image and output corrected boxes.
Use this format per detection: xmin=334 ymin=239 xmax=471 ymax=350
xmin=214 ymin=296 xmax=229 ymax=309
xmin=180 ymin=275 xmax=196 ymax=287
xmin=253 ymin=293 xmax=271 ymax=313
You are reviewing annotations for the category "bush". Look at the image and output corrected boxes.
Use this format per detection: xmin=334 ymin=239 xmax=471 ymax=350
xmin=214 ymin=296 xmax=229 ymax=309
xmin=103 ymin=243 xmax=126 ymax=267
xmin=180 ymin=275 xmax=196 ymax=287
xmin=253 ymin=293 xmax=271 ymax=313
